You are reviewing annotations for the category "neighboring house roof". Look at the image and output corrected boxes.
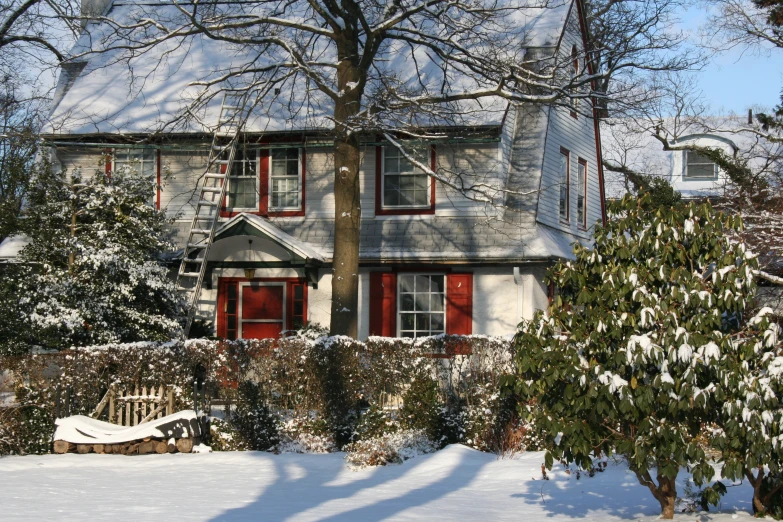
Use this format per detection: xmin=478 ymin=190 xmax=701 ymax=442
xmin=0 ymin=235 xmax=30 ymax=262
xmin=43 ymin=0 xmax=572 ymax=136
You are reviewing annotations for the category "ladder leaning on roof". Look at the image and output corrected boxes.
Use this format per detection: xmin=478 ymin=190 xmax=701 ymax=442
xmin=176 ymin=92 xmax=252 ymax=338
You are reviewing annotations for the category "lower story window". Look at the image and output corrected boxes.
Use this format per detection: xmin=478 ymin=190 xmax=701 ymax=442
xmin=398 ymin=274 xmax=445 ymax=338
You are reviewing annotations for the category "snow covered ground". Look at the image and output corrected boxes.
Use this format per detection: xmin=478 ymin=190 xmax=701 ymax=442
xmin=0 ymin=445 xmax=756 ymax=521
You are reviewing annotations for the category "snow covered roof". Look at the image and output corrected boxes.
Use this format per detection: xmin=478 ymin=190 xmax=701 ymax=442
xmin=44 ymin=0 xmax=572 ymax=136
xmin=0 ymin=235 xmax=30 ymax=262
xmin=600 ymin=117 xmax=782 ymax=200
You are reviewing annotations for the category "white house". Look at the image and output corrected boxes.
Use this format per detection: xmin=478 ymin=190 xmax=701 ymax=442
xmin=34 ymin=0 xmax=607 ymax=340
xmin=601 ymin=115 xmax=780 ymax=200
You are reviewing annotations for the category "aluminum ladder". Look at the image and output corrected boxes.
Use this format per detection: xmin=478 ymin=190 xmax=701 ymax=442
xmin=177 ymin=92 xmax=251 ymax=337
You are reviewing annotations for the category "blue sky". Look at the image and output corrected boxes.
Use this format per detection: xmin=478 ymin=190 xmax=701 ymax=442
xmin=681 ymin=7 xmax=782 ymax=114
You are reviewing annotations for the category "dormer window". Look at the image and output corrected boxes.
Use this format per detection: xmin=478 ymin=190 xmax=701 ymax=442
xmin=270 ymin=148 xmax=301 ymax=210
xmin=684 ymin=151 xmax=718 ymax=180
xmin=226 ymin=148 xmax=259 ymax=211
xmin=376 ymin=144 xmax=436 ymax=215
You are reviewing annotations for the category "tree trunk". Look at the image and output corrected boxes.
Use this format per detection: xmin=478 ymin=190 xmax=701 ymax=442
xmin=656 ymin=473 xmax=677 ymax=519
xmin=633 ymin=467 xmax=678 ymax=519
xmin=329 ymin=32 xmax=364 ymax=338
xmin=746 ymin=467 xmax=767 ymax=515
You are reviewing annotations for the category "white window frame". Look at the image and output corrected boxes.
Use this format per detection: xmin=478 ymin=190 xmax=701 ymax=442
xmin=113 ymin=148 xmax=157 ymax=178
xmin=268 ymin=147 xmax=302 ymax=212
xmin=238 ymin=282 xmax=286 ymax=339
xmin=381 ymin=145 xmax=432 ymax=209
xmin=683 ymin=150 xmax=718 ymax=180
xmin=577 ymin=158 xmax=587 ymax=228
xmin=559 ymin=148 xmax=570 ymax=222
xmin=396 ymin=273 xmax=447 ymax=338
xmin=226 ymin=148 xmax=260 ymax=211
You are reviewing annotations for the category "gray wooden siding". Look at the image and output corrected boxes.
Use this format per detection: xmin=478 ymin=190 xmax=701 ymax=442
xmin=538 ymin=7 xmax=603 ymax=239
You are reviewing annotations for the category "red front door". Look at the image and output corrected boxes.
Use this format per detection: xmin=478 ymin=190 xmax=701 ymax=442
xmin=240 ymin=283 xmax=285 ymax=339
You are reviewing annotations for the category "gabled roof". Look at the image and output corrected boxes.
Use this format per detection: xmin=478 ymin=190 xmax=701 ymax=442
xmin=44 ymin=0 xmax=573 ymax=136
xmin=213 ymin=214 xmax=326 ymax=264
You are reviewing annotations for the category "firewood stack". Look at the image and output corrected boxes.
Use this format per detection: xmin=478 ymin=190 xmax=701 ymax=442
xmin=53 ymin=436 xmax=198 ymax=455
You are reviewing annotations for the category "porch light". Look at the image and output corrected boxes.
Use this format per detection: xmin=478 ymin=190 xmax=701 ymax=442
xmin=244 ymin=239 xmax=255 ymax=279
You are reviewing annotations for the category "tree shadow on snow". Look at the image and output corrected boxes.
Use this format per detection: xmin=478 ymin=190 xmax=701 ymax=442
xmin=210 ymin=447 xmax=487 ymax=521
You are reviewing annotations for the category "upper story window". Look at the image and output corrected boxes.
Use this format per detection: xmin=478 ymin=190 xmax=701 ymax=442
xmin=398 ymin=274 xmax=445 ymax=338
xmin=559 ymin=147 xmax=570 ymax=222
xmin=270 ymin=148 xmax=301 ymax=210
xmin=577 ymin=158 xmax=587 ymax=228
xmin=114 ymin=148 xmax=156 ymax=178
xmin=221 ymin=146 xmax=305 ymax=217
xmin=382 ymin=146 xmax=431 ymax=209
xmin=227 ymin=147 xmax=258 ymax=211
xmin=684 ymin=151 xmax=718 ymax=180
xmin=112 ymin=148 xmax=158 ymax=207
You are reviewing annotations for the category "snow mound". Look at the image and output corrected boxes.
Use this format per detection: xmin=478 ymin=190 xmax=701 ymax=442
xmin=54 ymin=410 xmax=202 ymax=445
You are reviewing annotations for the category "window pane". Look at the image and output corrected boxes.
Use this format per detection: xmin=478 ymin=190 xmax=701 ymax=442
xmin=229 ymin=177 xmax=257 ymax=208
xmin=559 ymin=152 xmax=569 ymax=220
xmin=294 ymin=285 xmax=304 ymax=299
xmin=293 ymin=302 xmax=303 ymax=315
xmin=227 ymin=316 xmax=236 ymax=330
xmin=384 ymin=155 xmax=398 ymax=173
xmin=431 ymin=313 xmax=444 ymax=332
xmin=687 ymin=164 xmax=716 ymax=178
xmin=399 ymin=275 xmax=414 ymax=293
xmin=416 ymin=313 xmax=430 ymax=331
xmin=401 ymin=313 xmax=415 ymax=330
xmin=430 ymin=293 xmax=444 ymax=312
xmin=430 ymin=276 xmax=444 ymax=292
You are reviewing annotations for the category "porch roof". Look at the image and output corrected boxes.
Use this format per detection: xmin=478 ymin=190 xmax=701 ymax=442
xmin=213 ymin=214 xmax=326 ymax=265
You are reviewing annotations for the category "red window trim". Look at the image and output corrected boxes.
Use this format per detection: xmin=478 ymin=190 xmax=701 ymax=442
xmin=375 ymin=144 xmax=436 ymax=216
xmin=221 ymin=147 xmax=306 ymax=218
xmin=577 ymin=157 xmax=588 ymax=230
xmin=216 ymin=277 xmax=308 ymax=339
xmin=369 ymin=270 xmax=472 ymax=338
xmin=559 ymin=146 xmax=570 ymax=223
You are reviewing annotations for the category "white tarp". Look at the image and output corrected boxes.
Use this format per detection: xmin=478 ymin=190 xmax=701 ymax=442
xmin=53 ymin=410 xmax=201 ymax=445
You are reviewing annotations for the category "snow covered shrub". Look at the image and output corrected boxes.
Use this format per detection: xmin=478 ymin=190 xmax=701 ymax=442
xmin=509 ymin=195 xmax=766 ymax=519
xmin=276 ymin=412 xmax=337 ymax=453
xmin=0 ymin=387 xmax=54 ymax=456
xmin=208 ymin=418 xmax=247 ymax=452
xmin=355 ymin=405 xmax=399 ymax=440
xmin=9 ymin=167 xmax=182 ymax=350
xmin=344 ymin=429 xmax=436 ymax=469
xmin=229 ymin=381 xmax=279 ymax=451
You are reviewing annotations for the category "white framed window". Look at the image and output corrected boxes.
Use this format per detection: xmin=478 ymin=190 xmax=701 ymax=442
xmin=684 ymin=151 xmax=718 ymax=180
xmin=227 ymin=147 xmax=258 ymax=210
xmin=398 ymin=274 xmax=446 ymax=338
xmin=382 ymin=146 xmax=431 ymax=208
xmin=114 ymin=148 xmax=156 ymax=178
xmin=559 ymin=148 xmax=570 ymax=221
xmin=577 ymin=158 xmax=587 ymax=227
xmin=270 ymin=148 xmax=301 ymax=210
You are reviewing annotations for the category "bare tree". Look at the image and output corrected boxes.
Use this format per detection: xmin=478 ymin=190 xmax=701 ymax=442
xmin=45 ymin=0 xmax=707 ymax=337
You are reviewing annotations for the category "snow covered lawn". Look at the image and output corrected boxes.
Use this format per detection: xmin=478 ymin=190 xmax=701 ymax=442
xmin=0 ymin=445 xmax=756 ymax=521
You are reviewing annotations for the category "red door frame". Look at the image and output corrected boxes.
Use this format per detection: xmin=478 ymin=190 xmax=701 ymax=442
xmin=216 ymin=277 xmax=308 ymax=339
